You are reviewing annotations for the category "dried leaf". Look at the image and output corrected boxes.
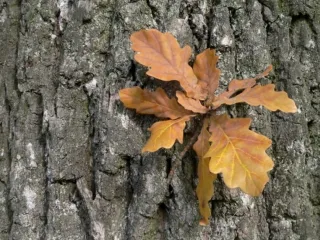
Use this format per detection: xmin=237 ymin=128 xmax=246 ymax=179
xmin=193 ymin=49 xmax=221 ymax=98
xmin=227 ymin=65 xmax=273 ymax=94
xmin=176 ymin=91 xmax=208 ymax=114
xmin=212 ymin=65 xmax=297 ymax=112
xmin=212 ymin=65 xmax=273 ymax=108
xmin=204 ymin=114 xmax=274 ymax=196
xmin=193 ymin=119 xmax=217 ymax=225
xmin=142 ymin=115 xmax=192 ymax=153
xmin=212 ymin=84 xmax=297 ymax=112
xmin=119 ymin=87 xmax=192 ymax=119
xmin=130 ymin=29 xmax=207 ymax=100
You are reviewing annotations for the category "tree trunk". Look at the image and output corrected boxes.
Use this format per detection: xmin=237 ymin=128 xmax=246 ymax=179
xmin=0 ymin=0 xmax=319 ymax=239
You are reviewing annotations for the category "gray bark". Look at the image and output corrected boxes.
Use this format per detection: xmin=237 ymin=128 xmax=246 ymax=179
xmin=0 ymin=0 xmax=319 ymax=239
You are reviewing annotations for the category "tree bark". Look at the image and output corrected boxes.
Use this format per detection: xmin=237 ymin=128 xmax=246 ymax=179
xmin=0 ymin=0 xmax=319 ymax=239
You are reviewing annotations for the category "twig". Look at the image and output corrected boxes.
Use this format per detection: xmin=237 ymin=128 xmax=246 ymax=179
xmin=167 ymin=116 xmax=204 ymax=185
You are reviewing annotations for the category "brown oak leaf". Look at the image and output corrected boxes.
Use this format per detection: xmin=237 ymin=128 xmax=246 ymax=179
xmin=176 ymin=91 xmax=208 ymax=114
xmin=130 ymin=29 xmax=207 ymax=100
xmin=119 ymin=87 xmax=191 ymax=119
xmin=193 ymin=49 xmax=221 ymax=101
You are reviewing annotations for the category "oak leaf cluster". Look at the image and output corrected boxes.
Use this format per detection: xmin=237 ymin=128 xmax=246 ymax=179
xmin=119 ymin=29 xmax=297 ymax=225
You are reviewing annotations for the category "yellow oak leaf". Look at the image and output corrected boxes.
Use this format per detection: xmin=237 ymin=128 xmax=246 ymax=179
xmin=193 ymin=118 xmax=217 ymax=225
xmin=204 ymin=114 xmax=274 ymax=196
xmin=142 ymin=115 xmax=192 ymax=153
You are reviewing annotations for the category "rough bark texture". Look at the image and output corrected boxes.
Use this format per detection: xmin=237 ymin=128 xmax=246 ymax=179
xmin=0 ymin=0 xmax=319 ymax=239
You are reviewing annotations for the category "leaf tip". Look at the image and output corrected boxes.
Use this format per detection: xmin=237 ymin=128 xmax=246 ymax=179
xmin=281 ymin=99 xmax=298 ymax=113
xmin=291 ymin=103 xmax=298 ymax=113
xmin=199 ymin=218 xmax=209 ymax=226
xmin=266 ymin=64 xmax=273 ymax=72
xmin=118 ymin=89 xmax=126 ymax=104
xmin=141 ymin=144 xmax=152 ymax=153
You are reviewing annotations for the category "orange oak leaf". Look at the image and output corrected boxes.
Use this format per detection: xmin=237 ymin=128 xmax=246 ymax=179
xmin=130 ymin=29 xmax=207 ymax=100
xmin=211 ymin=65 xmax=296 ymax=112
xmin=212 ymin=84 xmax=297 ymax=112
xmin=119 ymin=87 xmax=191 ymax=119
xmin=193 ymin=49 xmax=221 ymax=99
xmin=212 ymin=65 xmax=272 ymax=107
xmin=225 ymin=65 xmax=273 ymax=96
xmin=193 ymin=118 xmax=217 ymax=225
xmin=204 ymin=114 xmax=274 ymax=196
xmin=142 ymin=115 xmax=192 ymax=153
xmin=176 ymin=91 xmax=208 ymax=114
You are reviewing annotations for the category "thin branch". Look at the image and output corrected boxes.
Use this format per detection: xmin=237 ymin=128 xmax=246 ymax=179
xmin=167 ymin=115 xmax=205 ymax=185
